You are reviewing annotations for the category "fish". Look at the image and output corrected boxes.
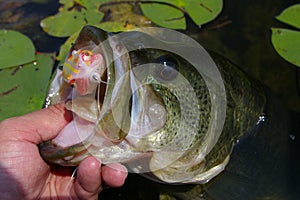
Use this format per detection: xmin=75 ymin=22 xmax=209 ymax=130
xmin=39 ymin=26 xmax=299 ymax=199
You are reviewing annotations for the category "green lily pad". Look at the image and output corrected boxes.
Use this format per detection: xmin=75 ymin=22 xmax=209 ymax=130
xmin=184 ymin=0 xmax=223 ymax=26
xmin=0 ymin=30 xmax=35 ymax=69
xmin=41 ymin=9 xmax=104 ymax=37
xmin=0 ymin=53 xmax=55 ymax=121
xmin=276 ymin=3 xmax=300 ymax=29
xmin=271 ymin=3 xmax=300 ymax=68
xmin=140 ymin=0 xmax=222 ymax=29
xmin=59 ymin=0 xmax=74 ymax=8
xmin=74 ymin=0 xmax=109 ymax=10
xmin=271 ymin=28 xmax=300 ymax=67
xmin=41 ymin=0 xmax=107 ymax=37
xmin=140 ymin=2 xmax=185 ymax=29
xmin=58 ymin=0 xmax=104 ymax=11
xmin=98 ymin=21 xmax=137 ymax=32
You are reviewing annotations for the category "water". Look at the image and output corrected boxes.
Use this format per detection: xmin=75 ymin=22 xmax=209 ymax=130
xmin=0 ymin=0 xmax=65 ymax=52
xmin=188 ymin=0 xmax=300 ymax=112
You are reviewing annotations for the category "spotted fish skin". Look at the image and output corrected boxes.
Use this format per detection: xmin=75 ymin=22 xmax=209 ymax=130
xmin=132 ymin=49 xmax=266 ymax=183
xmin=40 ymin=26 xmax=267 ymax=185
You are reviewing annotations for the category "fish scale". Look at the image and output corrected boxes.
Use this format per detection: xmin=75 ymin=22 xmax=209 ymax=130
xmin=40 ymin=26 xmax=270 ymax=187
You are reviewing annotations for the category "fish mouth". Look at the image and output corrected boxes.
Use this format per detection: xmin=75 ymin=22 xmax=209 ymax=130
xmin=40 ymin=26 xmax=164 ymax=165
xmin=40 ymin=26 xmax=169 ymax=167
xmin=39 ymin=26 xmax=113 ymax=165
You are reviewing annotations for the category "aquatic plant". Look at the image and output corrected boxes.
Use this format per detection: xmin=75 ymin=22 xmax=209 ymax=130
xmin=271 ymin=3 xmax=300 ymax=68
xmin=40 ymin=0 xmax=223 ymax=61
xmin=0 ymin=30 xmax=55 ymax=120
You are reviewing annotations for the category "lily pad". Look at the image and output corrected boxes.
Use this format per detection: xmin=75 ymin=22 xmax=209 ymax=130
xmin=184 ymin=0 xmax=223 ymax=26
xmin=271 ymin=28 xmax=300 ymax=67
xmin=98 ymin=21 xmax=137 ymax=32
xmin=75 ymin=0 xmax=109 ymax=10
xmin=59 ymin=0 xmax=74 ymax=8
xmin=0 ymin=53 xmax=55 ymax=121
xmin=140 ymin=2 xmax=185 ymax=29
xmin=140 ymin=0 xmax=223 ymax=29
xmin=41 ymin=9 xmax=104 ymax=37
xmin=271 ymin=3 xmax=300 ymax=68
xmin=0 ymin=30 xmax=35 ymax=69
xmin=276 ymin=4 xmax=300 ymax=29
xmin=41 ymin=0 xmax=107 ymax=37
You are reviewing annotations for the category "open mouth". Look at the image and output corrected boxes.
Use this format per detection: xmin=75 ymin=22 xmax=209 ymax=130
xmin=39 ymin=26 xmax=113 ymax=165
xmin=40 ymin=84 xmax=125 ymax=166
xmin=39 ymin=26 xmax=168 ymax=166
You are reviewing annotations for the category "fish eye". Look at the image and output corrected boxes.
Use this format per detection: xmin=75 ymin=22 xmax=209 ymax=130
xmin=154 ymin=55 xmax=179 ymax=81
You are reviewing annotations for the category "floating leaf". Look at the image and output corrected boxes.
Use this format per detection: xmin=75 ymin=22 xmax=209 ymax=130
xmin=184 ymin=0 xmax=223 ymax=26
xmin=41 ymin=9 xmax=104 ymax=37
xmin=58 ymin=0 xmax=75 ymax=12
xmin=271 ymin=28 xmax=300 ymax=67
xmin=140 ymin=0 xmax=222 ymax=29
xmin=98 ymin=21 xmax=137 ymax=32
xmin=0 ymin=30 xmax=35 ymax=69
xmin=271 ymin=3 xmax=300 ymax=68
xmin=276 ymin=3 xmax=300 ymax=29
xmin=58 ymin=0 xmax=106 ymax=10
xmin=0 ymin=53 xmax=55 ymax=121
xmin=75 ymin=0 xmax=108 ymax=9
xmin=140 ymin=2 xmax=185 ymax=29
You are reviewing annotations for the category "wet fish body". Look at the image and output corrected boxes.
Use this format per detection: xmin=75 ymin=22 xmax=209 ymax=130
xmin=39 ymin=26 xmax=298 ymax=199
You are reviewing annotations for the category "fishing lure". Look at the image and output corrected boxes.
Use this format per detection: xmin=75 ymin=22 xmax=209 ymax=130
xmin=62 ymin=49 xmax=104 ymax=95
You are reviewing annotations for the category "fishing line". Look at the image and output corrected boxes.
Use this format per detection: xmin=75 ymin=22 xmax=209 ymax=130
xmin=95 ymin=75 xmax=111 ymax=115
xmin=67 ymin=167 xmax=78 ymax=200
xmin=96 ymin=82 xmax=101 ymax=117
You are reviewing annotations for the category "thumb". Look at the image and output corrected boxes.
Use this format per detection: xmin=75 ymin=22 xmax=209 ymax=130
xmin=71 ymin=156 xmax=102 ymax=199
xmin=0 ymin=103 xmax=72 ymax=143
xmin=71 ymin=157 xmax=128 ymax=199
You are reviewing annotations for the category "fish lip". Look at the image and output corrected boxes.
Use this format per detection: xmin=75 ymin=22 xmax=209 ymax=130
xmin=38 ymin=140 xmax=91 ymax=166
xmin=73 ymin=25 xmax=109 ymax=50
xmin=39 ymin=115 xmax=97 ymax=165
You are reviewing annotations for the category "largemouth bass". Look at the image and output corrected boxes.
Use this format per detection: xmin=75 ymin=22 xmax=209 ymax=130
xmin=39 ymin=26 xmax=298 ymax=199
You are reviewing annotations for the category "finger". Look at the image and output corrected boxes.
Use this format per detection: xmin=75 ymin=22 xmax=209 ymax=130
xmin=102 ymin=163 xmax=128 ymax=187
xmin=0 ymin=103 xmax=72 ymax=143
xmin=71 ymin=156 xmax=102 ymax=199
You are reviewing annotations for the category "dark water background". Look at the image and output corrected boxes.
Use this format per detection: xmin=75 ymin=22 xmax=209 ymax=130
xmin=191 ymin=0 xmax=300 ymax=112
xmin=1 ymin=0 xmax=299 ymax=199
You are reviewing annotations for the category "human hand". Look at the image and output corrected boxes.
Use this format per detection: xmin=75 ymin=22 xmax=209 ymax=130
xmin=0 ymin=104 xmax=127 ymax=199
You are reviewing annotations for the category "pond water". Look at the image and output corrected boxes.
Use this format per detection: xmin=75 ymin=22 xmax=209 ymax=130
xmin=0 ymin=0 xmax=299 ymax=199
